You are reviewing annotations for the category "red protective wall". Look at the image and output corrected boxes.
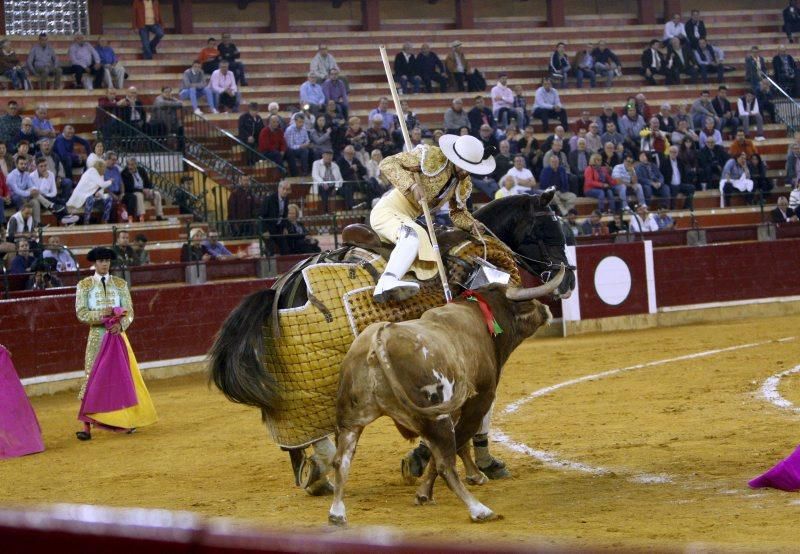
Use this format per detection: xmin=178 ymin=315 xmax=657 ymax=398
xmin=0 ymin=280 xmax=272 ymax=379
xmin=576 ymin=242 xmax=650 ymax=319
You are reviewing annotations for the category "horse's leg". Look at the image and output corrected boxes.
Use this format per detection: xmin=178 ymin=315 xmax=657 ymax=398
xmin=459 ymin=443 xmax=488 ymax=486
xmin=328 ymin=426 xmax=363 ymax=526
xmin=301 ymin=437 xmax=337 ymax=496
xmin=472 ymin=405 xmax=510 ymax=480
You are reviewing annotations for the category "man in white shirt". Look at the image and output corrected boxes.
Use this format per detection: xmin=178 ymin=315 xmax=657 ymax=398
xmin=495 ymin=175 xmax=527 ymax=198
xmin=737 ymin=91 xmax=765 ymax=141
xmin=663 ymin=13 xmax=687 ymax=43
xmin=28 ymin=157 xmax=59 ymax=206
xmin=504 ymin=154 xmax=536 ymax=190
xmin=490 ymin=72 xmax=515 ymax=128
xmin=532 ymin=77 xmax=568 ymax=132
xmin=210 ymin=61 xmax=241 ymax=112
xmin=629 ymin=204 xmax=660 ymax=233
xmin=311 ymin=148 xmax=343 ymax=214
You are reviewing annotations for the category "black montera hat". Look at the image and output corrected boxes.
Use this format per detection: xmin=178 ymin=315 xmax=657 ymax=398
xmin=87 ymin=246 xmax=117 ymax=262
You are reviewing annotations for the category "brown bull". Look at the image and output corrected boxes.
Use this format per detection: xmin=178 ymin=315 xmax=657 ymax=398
xmin=328 ymin=269 xmax=563 ymax=525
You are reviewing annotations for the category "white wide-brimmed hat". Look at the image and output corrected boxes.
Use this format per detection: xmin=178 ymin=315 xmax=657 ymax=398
xmin=438 ymin=134 xmax=496 ymax=175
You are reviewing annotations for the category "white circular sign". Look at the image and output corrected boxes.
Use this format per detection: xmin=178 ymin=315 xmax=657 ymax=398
xmin=593 ymin=256 xmax=632 ymax=306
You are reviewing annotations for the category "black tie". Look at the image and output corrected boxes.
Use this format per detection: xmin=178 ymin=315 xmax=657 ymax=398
xmin=101 ymin=276 xmax=106 ymax=294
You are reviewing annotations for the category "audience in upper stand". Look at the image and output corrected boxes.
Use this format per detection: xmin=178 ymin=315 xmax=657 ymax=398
xmin=180 ymin=60 xmax=217 ymax=116
xmin=663 ymin=13 xmax=687 ymax=44
xmin=32 ymin=106 xmax=56 ymax=140
xmin=300 ymin=72 xmax=326 ymax=115
xmin=784 ymin=0 xmax=800 ymax=43
xmin=745 ymin=46 xmax=768 ymax=91
xmin=417 ymin=43 xmax=448 ymax=93
xmin=238 ymin=102 xmax=264 ymax=164
xmin=67 ymin=159 xmax=112 ymax=224
xmin=283 ymin=115 xmax=312 ymax=177
xmin=133 ymin=0 xmax=165 ymax=60
xmin=393 ymin=43 xmax=422 ymax=95
xmin=444 ymin=41 xmax=470 ymax=92
xmin=690 ymin=90 xmax=717 ymax=131
xmin=219 ymin=33 xmax=247 ymax=86
xmin=685 ymin=10 xmax=707 ymax=50
xmin=210 ymin=61 xmax=241 ymax=113
xmin=533 ymin=77 xmax=568 ymax=132
xmin=467 ymin=96 xmax=495 ymax=137
xmin=772 ymin=44 xmax=798 ymax=96
xmin=549 ymin=42 xmax=571 ymax=88
xmin=26 ymin=33 xmax=62 ymax=90
xmin=310 ymin=44 xmax=342 ymax=85
xmin=0 ymin=101 xmax=21 ymax=146
xmin=68 ymin=33 xmax=101 ymax=90
xmin=490 ymin=73 xmax=515 ymax=128
xmin=641 ymin=40 xmax=667 ymax=86
xmin=694 ymin=38 xmax=725 ymax=85
xmin=199 ymin=37 xmax=221 ymax=75
xmin=322 ymin=68 xmax=349 ymax=119
xmin=573 ymin=43 xmax=597 ymax=89
xmin=0 ymin=39 xmax=28 ymax=90
xmin=122 ymin=157 xmax=164 ymax=222
xmin=258 ymin=115 xmax=287 ymax=167
xmin=94 ymin=37 xmax=126 ymax=89
xmin=443 ymin=98 xmax=469 ymax=134
xmin=591 ymin=40 xmax=622 ymax=88
xmin=712 ymin=85 xmax=739 ymax=137
xmin=666 ymin=36 xmax=698 ymax=85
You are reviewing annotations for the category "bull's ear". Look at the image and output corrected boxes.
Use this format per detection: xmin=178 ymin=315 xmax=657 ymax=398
xmin=538 ymin=187 xmax=556 ymax=208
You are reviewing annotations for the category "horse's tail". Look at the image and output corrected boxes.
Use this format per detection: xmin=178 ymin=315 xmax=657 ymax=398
xmin=209 ymin=288 xmax=279 ymax=411
xmin=372 ymin=324 xmax=474 ymax=418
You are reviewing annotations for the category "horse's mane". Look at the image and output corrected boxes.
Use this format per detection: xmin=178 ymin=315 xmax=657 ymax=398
xmin=473 ymin=195 xmax=532 ymax=246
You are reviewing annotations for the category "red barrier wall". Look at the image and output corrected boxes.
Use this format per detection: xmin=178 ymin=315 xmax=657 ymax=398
xmin=0 ymin=280 xmax=272 ymax=379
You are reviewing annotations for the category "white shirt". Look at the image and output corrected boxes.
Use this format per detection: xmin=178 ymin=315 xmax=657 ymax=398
xmin=311 ymin=158 xmax=343 ymax=194
xmin=490 ymin=82 xmax=514 ymax=111
xmin=737 ymin=97 xmax=760 ymax=116
xmin=663 ymin=21 xmax=686 ymax=40
xmin=495 ymin=185 xmax=527 ymax=198
xmin=670 ymin=158 xmax=681 ymax=185
xmin=629 ymin=213 xmax=660 ymax=233
xmin=67 ymin=167 xmax=112 ymax=209
xmin=210 ymin=69 xmax=237 ymax=93
xmin=28 ymin=169 xmax=57 ymax=197
xmin=505 ymin=167 xmax=534 ymax=186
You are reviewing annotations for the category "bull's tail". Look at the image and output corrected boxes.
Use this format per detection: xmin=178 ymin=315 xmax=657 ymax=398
xmin=209 ymin=288 xmax=279 ymax=411
xmin=372 ymin=324 xmax=474 ymax=418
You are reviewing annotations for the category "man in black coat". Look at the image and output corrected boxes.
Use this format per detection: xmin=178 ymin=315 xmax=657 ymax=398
xmin=416 ymin=43 xmax=447 ymax=93
xmin=259 ymin=180 xmax=291 ymax=254
xmin=685 ymin=10 xmax=707 ymax=50
xmin=238 ymin=102 xmax=265 ymax=165
xmin=784 ymin=0 xmax=800 ymax=43
xmin=393 ymin=43 xmax=422 ymax=95
xmin=771 ymin=196 xmax=799 ymax=222
xmin=660 ymin=145 xmax=695 ymax=210
xmin=641 ymin=40 xmax=666 ymax=85
xmin=772 ymin=44 xmax=799 ymax=96
xmin=336 ymin=144 xmax=370 ymax=209
xmin=121 ymin=157 xmax=164 ymax=221
xmin=696 ymin=135 xmax=729 ymax=186
xmin=467 ymin=95 xmax=495 ymax=136
xmin=665 ymin=37 xmax=698 ymax=85
xmin=218 ymin=33 xmax=247 ymax=85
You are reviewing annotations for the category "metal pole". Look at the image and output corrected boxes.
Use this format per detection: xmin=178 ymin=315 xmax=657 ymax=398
xmin=378 ymin=45 xmax=452 ymax=302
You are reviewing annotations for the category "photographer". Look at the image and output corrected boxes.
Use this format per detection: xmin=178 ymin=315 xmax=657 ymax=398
xmin=26 ymin=257 xmax=62 ymax=290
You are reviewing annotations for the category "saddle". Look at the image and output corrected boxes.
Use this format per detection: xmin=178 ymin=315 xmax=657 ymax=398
xmin=341 ymin=223 xmax=476 ymax=260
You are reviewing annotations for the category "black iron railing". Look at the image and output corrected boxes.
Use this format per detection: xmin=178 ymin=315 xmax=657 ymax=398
xmin=759 ymin=71 xmax=800 ymax=135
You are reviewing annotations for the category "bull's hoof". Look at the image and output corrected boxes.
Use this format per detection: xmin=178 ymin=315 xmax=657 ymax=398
xmin=466 ymin=471 xmax=489 ymax=486
xmin=305 ymin=479 xmax=334 ymax=496
xmin=478 ymin=458 xmax=511 ymax=480
xmin=470 ymin=510 xmax=502 ymax=523
xmin=415 ymin=493 xmax=434 ymax=505
xmin=328 ymin=513 xmax=347 ymax=527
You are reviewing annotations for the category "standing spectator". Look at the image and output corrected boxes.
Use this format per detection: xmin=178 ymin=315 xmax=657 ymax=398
xmin=665 ymin=37 xmax=698 ymax=85
xmin=467 ymin=96 xmax=495 ymax=136
xmin=629 ymin=204 xmax=660 ymax=233
xmin=549 ymin=42 xmax=571 ymax=88
xmin=745 ymin=46 xmax=768 ymax=91
xmin=394 ymin=43 xmax=421 ymax=95
xmin=121 ymin=157 xmax=164 ymax=222
xmin=685 ymin=10 xmax=707 ymax=50
xmin=694 ymin=38 xmax=725 ymax=85
xmin=151 ymin=86 xmax=183 ymax=136
xmin=691 ymin=91 xmax=718 ymax=130
xmin=592 ymin=40 xmax=622 ymax=87
xmin=533 ymin=77 xmax=568 ymax=132
xmin=32 ymin=106 xmax=57 ymax=140
xmin=133 ymin=0 xmax=165 ymax=60
xmin=720 ymin=152 xmax=754 ymax=207
xmin=0 ymin=101 xmax=21 ymax=146
xmin=310 ymin=45 xmax=342 ymax=84
xmin=573 ymin=43 xmax=597 ymax=89
xmin=258 ymin=115 xmax=287 ymax=166
xmin=227 ymin=175 xmax=257 ymax=237
xmin=283 ymin=115 xmax=312 ymax=176
xmin=660 ymin=145 xmax=694 ymax=210
xmin=772 ymin=44 xmax=798 ymax=96
xmin=540 ymin=155 xmax=576 ymax=215
xmin=416 ymin=43 xmax=447 ymax=93
xmin=443 ymin=98 xmax=469 ymax=134
xmin=641 ymin=40 xmax=666 ymax=85
xmin=218 ymin=33 xmax=247 ymax=86
xmin=67 ymin=33 xmax=101 ymax=89
xmin=445 ymin=40 xmax=469 ymax=92
xmin=712 ymin=85 xmax=739 ymax=137
xmin=663 ymin=13 xmax=687 ymax=43
xmin=784 ymin=0 xmax=800 ymax=43
xmin=199 ymin=37 xmax=221 ymax=75
xmin=180 ymin=60 xmax=217 ymax=116
xmin=490 ymin=74 xmax=515 ymax=128
xmin=772 ymin=196 xmax=799 ymax=222
xmin=26 ymin=33 xmax=62 ymax=90
xmin=66 ymin=159 xmax=113 ymax=224
xmin=238 ymin=102 xmax=264 ymax=165
xmin=210 ymin=61 xmax=241 ymax=113
xmin=312 ymin=149 xmax=343 ymax=213
xmin=322 ymin=68 xmax=349 ymax=119
xmin=611 ymin=151 xmax=642 ymax=209
xmin=299 ymin=73 xmax=326 ymax=115
xmin=0 ymin=39 xmax=28 ymax=90
xmin=53 ymin=125 xmax=89 ymax=184
xmin=94 ymin=37 xmax=126 ymax=89
xmin=635 ymin=151 xmax=669 ymax=208
xmin=259 ymin=181 xmax=291 ymax=253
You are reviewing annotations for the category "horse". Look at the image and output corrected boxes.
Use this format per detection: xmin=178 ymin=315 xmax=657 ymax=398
xmin=209 ymin=190 xmax=575 ymax=494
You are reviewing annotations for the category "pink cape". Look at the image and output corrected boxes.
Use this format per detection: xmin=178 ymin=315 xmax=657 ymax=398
xmin=78 ymin=318 xmax=138 ymax=423
xmin=0 ymin=346 xmax=45 ymax=459
xmin=749 ymin=445 xmax=800 ymax=492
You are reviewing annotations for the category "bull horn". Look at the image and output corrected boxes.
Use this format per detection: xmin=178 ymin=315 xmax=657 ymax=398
xmin=505 ymin=265 xmax=566 ymax=301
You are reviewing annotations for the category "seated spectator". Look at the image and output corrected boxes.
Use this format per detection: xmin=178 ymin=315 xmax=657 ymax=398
xmin=226 ymin=175 xmax=257 ymax=236
xmin=31 ymin=106 xmax=57 ymax=140
xmin=26 ymin=33 xmax=62 ymax=90
xmin=0 ymin=166 xmax=8 ymax=226
xmin=199 ymin=37 xmax=221 ymax=74
xmin=745 ymin=46 xmax=768 ymax=91
xmin=116 ymin=86 xmax=147 ymax=132
xmin=663 ymin=13 xmax=687 ymax=44
xmin=712 ymin=85 xmax=739 ymax=136
xmin=417 ymin=43 xmax=447 ymax=93
xmin=580 ymin=209 xmax=609 ymax=236
xmin=600 ymin=141 xmax=622 ymax=169
xmin=539 ymin=154 xmax=576 ymax=215
xmin=337 ymin=145 xmax=370 ymax=209
xmin=312 ymin=148 xmax=343 ymax=213
xmin=690 ymin=90 xmax=717 ymax=131
xmin=476 ymin=124 xmax=499 ymax=152
xmin=685 ymin=10 xmax=707 ymax=50
xmin=28 ymin=156 xmax=71 ymax=220
xmin=591 ymin=40 xmax=622 ymax=88
xmin=785 ymin=1 xmax=800 ymax=43
xmin=37 ymin=138 xmax=72 ymax=202
xmin=660 ymin=145 xmax=695 ymax=210
xmin=655 ymin=104 xmax=677 ymax=135
xmin=693 ymin=38 xmax=725 ymax=84
xmin=13 ymin=142 xmax=35 ymax=173
xmin=600 ymin=122 xmax=624 ymax=149
xmin=444 ymin=40 xmax=469 ymax=92
xmin=203 ymin=230 xmax=239 ymax=260
xmin=394 ymin=43 xmax=422 ymax=94
xmin=258 ymin=114 xmax=288 ymax=167
xmin=121 ymin=157 xmax=164 ymax=222
xmin=787 ymin=142 xmax=800 ymax=185
xmin=152 ymin=86 xmax=183 ymax=136
xmin=284 ymin=115 xmax=312 ymax=176
xmin=641 ymin=40 xmax=667 ymax=85
xmin=549 ymin=42 xmax=571 ymax=88
xmin=174 ymin=175 xmax=200 ymax=221
xmin=365 ymin=149 xmax=390 ymax=206
xmin=573 ymin=43 xmax=597 ymax=89
xmin=491 ymin=140 xmax=514 ymax=181
xmin=322 ymin=68 xmax=349 ymax=119
xmin=237 ymin=102 xmax=264 ymax=164
xmin=720 ymin=152 xmax=754 ymax=207
xmin=366 ymin=114 xmax=394 ymax=158
xmin=67 ymin=33 xmax=101 ymax=89
xmin=790 ymin=180 xmax=800 ymax=211
xmin=182 ymin=227 xmax=211 ymax=262
xmin=568 ymin=138 xmax=590 ymax=190
xmin=748 ymin=153 xmax=772 ymax=201
xmin=563 ymin=208 xmax=581 ymax=239
xmin=468 ymin=95 xmax=495 ymax=136
xmin=611 ymin=152 xmax=642 ymax=210
xmin=504 ymin=154 xmax=536 ymax=192
xmin=0 ymin=100 xmax=22 ymax=146
xmin=533 ymin=77 xmax=568 ymax=132
xmin=103 ymin=151 xmax=125 ymax=221
xmin=0 ymin=39 xmax=28 ymax=90
xmin=607 ymin=211 xmax=628 ymax=234
xmin=635 ymin=151 xmax=669 ymax=207
xmin=13 ymin=119 xmax=37 ymax=156
xmin=323 ymin=99 xmax=347 ymax=147
xmin=584 ymin=122 xmax=602 ymax=154
xmin=697 ymin=135 xmax=728 ymax=188
xmin=8 ymin=156 xmax=64 ymax=225
xmin=729 ymin=130 xmax=758 ymax=158
xmin=285 ymin=204 xmax=320 ymax=254
xmin=94 ymin=37 xmax=126 ymax=89
xmin=66 ymin=159 xmax=112 ymax=224
xmin=218 ymin=33 xmax=247 ymax=86
xmin=344 ymin=116 xmax=369 ymax=165
xmin=132 ymin=233 xmax=151 ymax=265
xmin=772 ymin=195 xmax=799 ymax=222
xmin=698 ymin=117 xmax=722 ymax=149
xmin=756 ymin=79 xmax=777 ymax=123
xmin=112 ymin=229 xmax=136 ymax=268
xmin=773 ymin=43 xmax=799 ymax=96
xmin=444 ymin=98 xmax=469 ymax=134
xmin=628 ymin=204 xmax=660 ymax=233
xmin=9 ymin=238 xmax=35 ymax=274
xmin=6 ymin=201 xmax=34 ymax=243
xmin=180 ymin=60 xmax=217 ymax=116
xmin=300 ymin=73 xmax=326 ymax=115
xmin=618 ymin=107 xmax=646 ymax=155
xmin=584 ymin=153 xmax=620 ymax=213
xmin=738 ymin=91 xmax=765 ymax=141
xmin=677 ymin=137 xmax=700 ymax=189
xmin=654 ymin=207 xmax=675 ymax=230
xmin=671 ymin=119 xmax=699 ymax=145
xmin=639 ymin=118 xmax=669 ymax=161
xmin=494 ymin=175 xmax=527 ymax=199
xmin=309 ymin=115 xmax=333 ymax=159
xmin=490 ymin=73 xmax=515 ymax=128
xmin=310 ymin=44 xmax=342 ymax=85
xmin=259 ymin=181 xmax=290 ymax=253
xmin=42 ymin=235 xmax=76 ymax=272
xmin=210 ymin=61 xmax=241 ymax=113
xmin=597 ymin=104 xmax=619 ymax=134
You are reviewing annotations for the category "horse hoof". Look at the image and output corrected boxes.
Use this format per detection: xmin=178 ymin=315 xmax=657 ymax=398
xmin=75 ymin=431 xmax=91 ymax=441
xmin=415 ymin=494 xmax=434 ymax=505
xmin=305 ymin=479 xmax=334 ymax=497
xmin=328 ymin=513 xmax=347 ymax=527
xmin=478 ymin=458 xmax=511 ymax=480
xmin=466 ymin=471 xmax=489 ymax=486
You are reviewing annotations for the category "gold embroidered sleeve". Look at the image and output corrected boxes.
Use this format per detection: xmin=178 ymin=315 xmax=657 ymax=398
xmin=75 ymin=280 xmax=105 ymax=325
xmin=379 ymin=150 xmax=420 ymax=198
xmin=116 ymin=278 xmax=134 ymax=331
xmin=448 ymin=176 xmax=477 ymax=231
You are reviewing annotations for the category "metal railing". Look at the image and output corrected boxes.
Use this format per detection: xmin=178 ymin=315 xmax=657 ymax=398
xmin=759 ymin=70 xmax=800 ymax=135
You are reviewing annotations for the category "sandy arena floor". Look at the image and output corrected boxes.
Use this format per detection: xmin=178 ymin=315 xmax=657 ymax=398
xmin=2 ymin=313 xmax=800 ymax=551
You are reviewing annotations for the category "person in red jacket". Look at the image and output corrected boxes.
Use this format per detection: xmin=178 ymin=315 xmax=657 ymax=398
xmin=583 ymin=152 xmax=620 ymax=213
xmin=258 ymin=115 xmax=288 ymax=167
xmin=132 ymin=0 xmax=164 ymax=61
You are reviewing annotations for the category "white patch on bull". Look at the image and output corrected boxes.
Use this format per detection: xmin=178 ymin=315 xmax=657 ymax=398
xmin=422 ymin=346 xmax=429 ymax=360
xmin=433 ymin=370 xmax=454 ymax=402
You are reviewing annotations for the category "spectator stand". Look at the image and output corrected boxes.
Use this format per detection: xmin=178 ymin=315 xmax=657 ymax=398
xmin=760 ymin=70 xmax=800 ymax=134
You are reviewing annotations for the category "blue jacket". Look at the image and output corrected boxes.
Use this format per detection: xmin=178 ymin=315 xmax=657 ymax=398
xmin=539 ymin=165 xmax=569 ymax=193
